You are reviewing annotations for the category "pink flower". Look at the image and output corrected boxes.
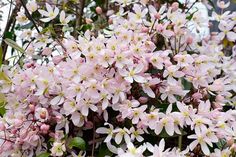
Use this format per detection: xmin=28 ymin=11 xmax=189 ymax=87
xmin=119 ymin=63 xmax=146 ymax=83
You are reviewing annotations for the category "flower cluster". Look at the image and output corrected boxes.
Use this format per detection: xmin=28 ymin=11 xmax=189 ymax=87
xmin=0 ymin=0 xmax=236 ymax=156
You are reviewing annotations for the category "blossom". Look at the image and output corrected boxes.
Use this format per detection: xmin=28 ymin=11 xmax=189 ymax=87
xmin=26 ymin=1 xmax=38 ymax=12
xmin=60 ymin=11 xmax=72 ymax=25
xmin=128 ymin=4 xmax=148 ymax=23
xmin=114 ymin=127 xmax=130 ymax=144
xmin=35 ymin=107 xmax=49 ymax=122
xmin=188 ymin=129 xmax=214 ymax=155
xmin=16 ymin=11 xmax=28 ymax=24
xmin=119 ymin=63 xmax=146 ymax=83
xmin=117 ymin=142 xmax=146 ymax=157
xmin=155 ymin=105 xmax=175 ymax=136
xmin=38 ymin=3 xmax=59 ymax=22
xmin=218 ymin=21 xmax=236 ymax=41
xmin=50 ymin=141 xmax=66 ymax=156
xmin=146 ymin=139 xmax=167 ymax=157
xmin=96 ymin=123 xmax=114 ymax=143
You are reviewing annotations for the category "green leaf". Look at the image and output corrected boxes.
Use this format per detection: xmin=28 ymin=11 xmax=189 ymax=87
xmin=216 ymin=139 xmax=227 ymax=149
xmin=0 ymin=71 xmax=11 ymax=83
xmin=181 ymin=78 xmax=192 ymax=90
xmin=4 ymin=38 xmax=25 ymax=54
xmin=36 ymin=152 xmax=50 ymax=157
xmin=5 ymin=32 xmax=14 ymax=40
xmin=20 ymin=22 xmax=33 ymax=29
xmin=68 ymin=137 xmax=86 ymax=150
xmin=0 ymin=102 xmax=5 ymax=117
xmin=98 ymin=144 xmax=113 ymax=157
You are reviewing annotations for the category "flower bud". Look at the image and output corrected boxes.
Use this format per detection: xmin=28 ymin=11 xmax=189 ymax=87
xmin=29 ymin=104 xmax=35 ymax=112
xmin=227 ymin=138 xmax=234 ymax=146
xmin=141 ymin=26 xmax=149 ymax=33
xmin=192 ymin=92 xmax=203 ymax=100
xmin=84 ymin=121 xmax=93 ymax=130
xmin=40 ymin=111 xmax=47 ymax=119
xmin=85 ymin=18 xmax=93 ymax=24
xmin=96 ymin=6 xmax=103 ymax=14
xmin=108 ymin=18 xmax=113 ymax=24
xmin=154 ymin=13 xmax=161 ymax=20
xmin=186 ymin=37 xmax=193 ymax=45
xmin=171 ymin=2 xmax=179 ymax=11
xmin=40 ymin=124 xmax=50 ymax=134
xmin=138 ymin=97 xmax=148 ymax=104
xmin=42 ymin=47 xmax=52 ymax=56
xmin=216 ymin=95 xmax=224 ymax=102
xmin=0 ymin=122 xmax=5 ymax=131
xmin=52 ymin=55 xmax=64 ymax=65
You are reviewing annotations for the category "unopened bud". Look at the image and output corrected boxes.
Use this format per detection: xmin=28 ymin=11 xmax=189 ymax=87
xmin=96 ymin=6 xmax=103 ymax=14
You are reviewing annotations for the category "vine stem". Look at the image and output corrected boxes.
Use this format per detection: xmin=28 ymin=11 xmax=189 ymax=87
xmin=91 ymin=113 xmax=96 ymax=157
xmin=178 ymin=128 xmax=183 ymax=151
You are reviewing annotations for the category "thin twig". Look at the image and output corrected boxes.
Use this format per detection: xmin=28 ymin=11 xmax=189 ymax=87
xmin=19 ymin=0 xmax=40 ymax=33
xmin=91 ymin=113 xmax=96 ymax=157
xmin=0 ymin=1 xmax=21 ymax=62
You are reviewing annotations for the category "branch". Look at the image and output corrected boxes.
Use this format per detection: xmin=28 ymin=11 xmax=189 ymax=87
xmin=1 ymin=0 xmax=21 ymax=63
xmin=73 ymin=0 xmax=85 ymax=38
xmin=19 ymin=0 xmax=40 ymax=33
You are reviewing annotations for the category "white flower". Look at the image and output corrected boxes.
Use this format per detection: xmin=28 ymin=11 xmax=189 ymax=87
xmin=26 ymin=1 xmax=38 ymax=12
xmin=60 ymin=11 xmax=72 ymax=25
xmin=96 ymin=123 xmax=114 ymax=143
xmin=16 ymin=11 xmax=28 ymax=24
xmin=119 ymin=63 xmax=146 ymax=83
xmin=50 ymin=141 xmax=66 ymax=156
xmin=117 ymin=142 xmax=146 ymax=157
xmin=38 ymin=3 xmax=59 ymax=22
xmin=188 ymin=129 xmax=213 ymax=155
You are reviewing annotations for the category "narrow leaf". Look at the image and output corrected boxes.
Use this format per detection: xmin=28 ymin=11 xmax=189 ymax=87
xmin=4 ymin=38 xmax=25 ymax=53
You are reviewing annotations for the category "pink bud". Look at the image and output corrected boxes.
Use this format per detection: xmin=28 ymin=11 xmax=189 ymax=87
xmin=192 ymin=92 xmax=203 ymax=100
xmin=40 ymin=111 xmax=47 ymax=120
xmin=11 ymin=129 xmax=17 ymax=134
xmin=227 ymin=138 xmax=234 ymax=146
xmin=52 ymin=55 xmax=64 ymax=65
xmin=96 ymin=6 xmax=103 ymax=14
xmin=186 ymin=37 xmax=193 ymax=45
xmin=55 ymin=115 xmax=62 ymax=122
xmin=116 ymin=115 xmax=124 ymax=122
xmin=25 ymin=63 xmax=32 ymax=68
xmin=141 ymin=26 xmax=149 ymax=33
xmin=156 ymin=24 xmax=164 ymax=32
xmin=154 ymin=13 xmax=161 ymax=20
xmin=42 ymin=47 xmax=52 ymax=56
xmin=40 ymin=124 xmax=50 ymax=134
xmin=138 ymin=97 xmax=148 ymax=104
xmin=0 ymin=122 xmax=5 ymax=131
xmin=84 ymin=121 xmax=93 ymax=130
xmin=29 ymin=104 xmax=35 ymax=112
xmin=212 ymin=102 xmax=223 ymax=110
xmin=216 ymin=95 xmax=224 ymax=102
xmin=85 ymin=18 xmax=93 ymax=24
xmin=108 ymin=18 xmax=113 ymax=24
xmin=171 ymin=2 xmax=179 ymax=11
